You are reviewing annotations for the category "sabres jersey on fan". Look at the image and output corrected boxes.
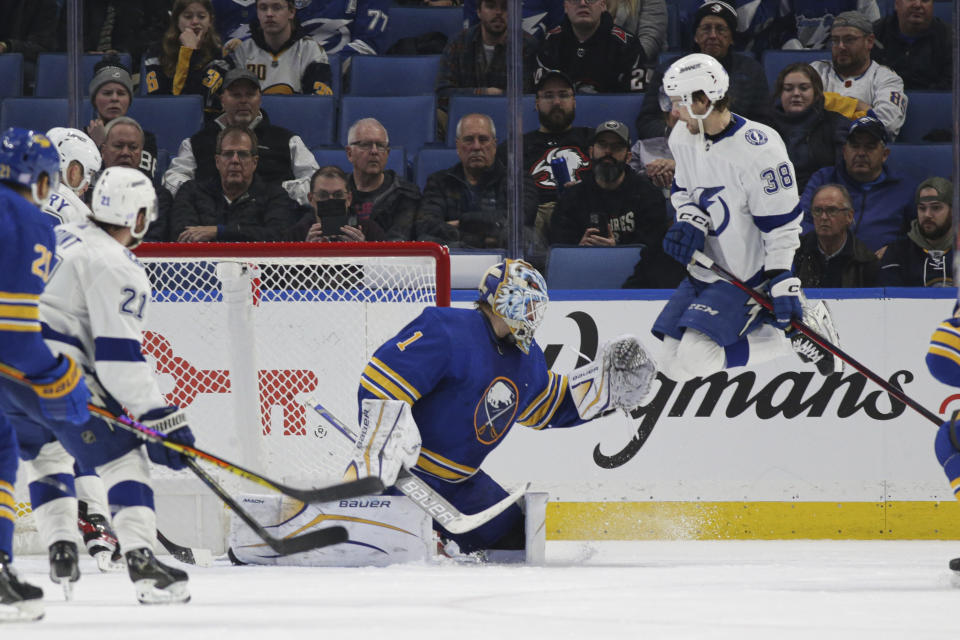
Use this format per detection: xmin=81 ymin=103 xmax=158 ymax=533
xmin=41 ymin=184 xmax=92 ymax=226
xmin=0 ymin=183 xmax=61 ymax=378
xmin=519 ymin=126 xmax=593 ymax=204
xmin=213 ymin=0 xmax=390 ymax=56
xmin=669 ymin=113 xmax=801 ymax=285
xmin=809 ymin=59 xmax=907 ymax=138
xmin=358 ymin=307 xmax=583 ymax=483
xmin=38 ymin=222 xmax=166 ymax=419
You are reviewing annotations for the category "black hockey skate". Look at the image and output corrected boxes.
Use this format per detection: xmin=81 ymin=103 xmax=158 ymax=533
xmin=78 ymin=500 xmax=124 ymax=572
xmin=0 ymin=551 xmax=44 ymax=622
xmin=49 ymin=540 xmax=80 ymax=601
xmin=126 ymin=548 xmax=190 ymax=604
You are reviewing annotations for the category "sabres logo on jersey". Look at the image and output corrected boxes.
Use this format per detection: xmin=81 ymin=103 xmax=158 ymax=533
xmin=531 ymin=147 xmax=589 ymax=190
xmin=474 ymin=376 xmax=518 ymax=445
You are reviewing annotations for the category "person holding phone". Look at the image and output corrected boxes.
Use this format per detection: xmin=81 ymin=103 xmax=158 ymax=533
xmin=288 ymin=166 xmax=385 ymax=242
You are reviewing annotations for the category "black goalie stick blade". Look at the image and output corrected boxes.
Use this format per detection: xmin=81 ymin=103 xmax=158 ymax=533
xmin=268 ymin=526 xmax=349 ymax=555
xmin=285 ymin=475 xmax=386 ymax=503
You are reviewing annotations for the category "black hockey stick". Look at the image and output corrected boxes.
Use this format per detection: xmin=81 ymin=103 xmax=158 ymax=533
xmin=156 ymin=530 xmax=213 ymax=567
xmin=184 ymin=458 xmax=348 ymax=555
xmin=691 ymin=250 xmax=941 ymax=426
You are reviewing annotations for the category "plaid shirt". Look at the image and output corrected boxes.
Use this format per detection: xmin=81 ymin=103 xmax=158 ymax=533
xmin=435 ymin=25 xmax=538 ymax=105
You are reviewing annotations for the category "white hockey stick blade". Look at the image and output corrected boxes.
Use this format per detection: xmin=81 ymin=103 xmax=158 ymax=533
xmin=395 ymin=468 xmax=529 ymax=535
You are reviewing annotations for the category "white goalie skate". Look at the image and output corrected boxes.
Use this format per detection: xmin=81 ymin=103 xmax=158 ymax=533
xmin=790 ymin=299 xmax=843 ymax=375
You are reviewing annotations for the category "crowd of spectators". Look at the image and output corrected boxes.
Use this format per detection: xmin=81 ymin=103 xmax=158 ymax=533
xmin=0 ymin=0 xmax=953 ymax=289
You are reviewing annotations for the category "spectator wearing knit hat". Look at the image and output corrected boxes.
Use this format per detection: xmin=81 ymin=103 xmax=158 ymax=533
xmin=85 ymin=56 xmax=159 ymax=179
xmin=635 ymin=1 xmax=770 ymax=140
xmin=879 ymin=177 xmax=955 ymax=287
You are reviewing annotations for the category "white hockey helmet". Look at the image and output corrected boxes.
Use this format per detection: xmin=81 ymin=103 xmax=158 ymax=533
xmin=663 ymin=53 xmax=729 ymax=120
xmin=45 ymin=127 xmax=102 ymax=196
xmin=91 ymin=166 xmax=157 ymax=246
xmin=478 ymin=259 xmax=549 ymax=354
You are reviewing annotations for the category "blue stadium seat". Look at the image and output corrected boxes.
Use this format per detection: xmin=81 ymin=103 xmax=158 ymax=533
xmin=0 ymin=53 xmax=24 ymax=98
xmin=311 ymin=145 xmax=406 ymax=177
xmin=340 ymin=95 xmax=436 ymax=164
xmin=35 ymin=53 xmax=133 ymax=98
xmin=128 ymin=95 xmax=203 ymax=155
xmin=444 ymin=95 xmax=537 ymax=146
xmin=572 ymin=94 xmax=644 ymax=140
xmin=545 ymin=245 xmax=645 ymax=290
xmin=260 ymin=95 xmax=336 ymax=149
xmin=898 ymin=92 xmax=952 ymax=143
xmin=415 ymin=147 xmax=459 ymax=189
xmin=886 ymin=143 xmax=953 ymax=191
xmin=761 ymin=50 xmax=827 ymax=89
xmin=449 ymin=249 xmax=506 ymax=289
xmin=0 ymin=98 xmax=69 ymax=134
xmin=382 ymin=7 xmax=464 ymax=53
xmin=934 ymin=2 xmax=952 ymax=22
xmin=348 ymin=55 xmax=442 ymax=96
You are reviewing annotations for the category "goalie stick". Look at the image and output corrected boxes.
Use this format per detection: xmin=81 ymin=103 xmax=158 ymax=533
xmin=691 ymin=250 xmax=941 ymax=426
xmin=306 ymin=399 xmax=530 ymax=535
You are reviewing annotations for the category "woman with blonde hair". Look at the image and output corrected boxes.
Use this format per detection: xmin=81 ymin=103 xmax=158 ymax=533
xmin=143 ymin=0 xmax=223 ymax=96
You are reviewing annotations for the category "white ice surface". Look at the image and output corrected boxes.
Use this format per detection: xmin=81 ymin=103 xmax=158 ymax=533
xmin=6 ymin=540 xmax=960 ymax=640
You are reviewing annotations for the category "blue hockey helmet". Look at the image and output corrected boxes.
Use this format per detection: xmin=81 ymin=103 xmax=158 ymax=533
xmin=0 ymin=127 xmax=61 ymax=204
xmin=478 ymin=259 xmax=549 ymax=354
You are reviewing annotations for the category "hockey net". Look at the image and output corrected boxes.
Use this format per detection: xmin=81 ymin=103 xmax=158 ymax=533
xmin=14 ymin=241 xmax=450 ymax=554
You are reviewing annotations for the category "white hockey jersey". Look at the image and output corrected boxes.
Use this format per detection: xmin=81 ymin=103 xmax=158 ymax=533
xmin=227 ymin=36 xmax=332 ymax=95
xmin=39 ymin=222 xmax=166 ymax=419
xmin=41 ymin=184 xmax=91 ymax=226
xmin=810 ymin=59 xmax=907 ymax=138
xmin=669 ymin=114 xmax=801 ymax=284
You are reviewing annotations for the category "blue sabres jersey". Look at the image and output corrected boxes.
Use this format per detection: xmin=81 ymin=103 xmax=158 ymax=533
xmin=0 ymin=183 xmax=60 ymax=378
xmin=213 ymin=0 xmax=390 ymax=56
xmin=358 ymin=307 xmax=583 ymax=482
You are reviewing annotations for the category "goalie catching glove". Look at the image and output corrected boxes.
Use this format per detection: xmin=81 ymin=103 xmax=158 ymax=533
xmin=347 ymin=399 xmax=421 ymax=486
xmin=139 ymin=406 xmax=195 ymax=470
xmin=568 ymin=335 xmax=657 ymax=420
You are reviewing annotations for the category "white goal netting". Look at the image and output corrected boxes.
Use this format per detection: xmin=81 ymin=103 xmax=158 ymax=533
xmin=14 ymin=242 xmax=450 ymax=554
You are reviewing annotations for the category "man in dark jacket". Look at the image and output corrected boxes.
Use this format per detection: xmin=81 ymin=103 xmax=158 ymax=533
xmin=549 ymin=121 xmax=681 ymax=287
xmin=163 ymin=68 xmax=318 ymax=199
xmin=344 ymin=118 xmax=420 ymax=241
xmin=435 ymin=0 xmax=538 ymax=106
xmin=873 ymin=0 xmax=953 ymax=91
xmin=172 ymin=126 xmax=301 ymax=242
xmin=794 ymin=183 xmax=879 ymax=288
xmin=879 ymin=177 xmax=954 ymax=287
xmin=636 ymin=1 xmax=769 ymax=140
xmin=415 ymin=113 xmax=537 ymax=251
xmin=799 ymin=116 xmax=914 ymax=253
xmin=536 ymin=0 xmax=647 ymax=93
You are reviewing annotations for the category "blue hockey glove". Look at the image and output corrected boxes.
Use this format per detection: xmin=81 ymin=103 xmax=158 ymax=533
xmin=767 ymin=271 xmax=803 ymax=330
xmin=139 ymin=406 xmax=195 ymax=471
xmin=662 ymin=206 xmax=709 ymax=265
xmin=25 ymin=354 xmax=91 ymax=424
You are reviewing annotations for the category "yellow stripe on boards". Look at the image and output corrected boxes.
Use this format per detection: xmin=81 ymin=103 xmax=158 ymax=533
xmin=546 ymin=501 xmax=960 ymax=540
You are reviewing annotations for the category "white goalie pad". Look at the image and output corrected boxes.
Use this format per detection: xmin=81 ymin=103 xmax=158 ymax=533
xmin=568 ymin=335 xmax=657 ymax=420
xmin=348 ymin=399 xmax=422 ymax=486
xmin=228 ymin=493 xmax=433 ymax=566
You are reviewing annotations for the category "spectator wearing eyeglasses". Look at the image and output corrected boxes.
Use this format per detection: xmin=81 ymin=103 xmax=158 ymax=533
xmin=171 ymin=126 xmax=303 ymax=242
xmin=415 ymin=113 xmax=537 ymax=253
xmin=734 ymin=1 xmax=880 ymax=52
xmin=635 ymin=1 xmax=770 ymax=141
xmin=798 ymin=116 xmax=914 ymax=255
xmin=879 ymin=177 xmax=955 ymax=287
xmin=794 ymin=183 xmax=878 ymax=288
xmin=536 ymin=0 xmax=648 ymax=94
xmin=809 ymin=11 xmax=907 ymax=139
xmin=287 ymin=165 xmax=386 ymax=242
xmin=343 ymin=118 xmax=421 ymax=241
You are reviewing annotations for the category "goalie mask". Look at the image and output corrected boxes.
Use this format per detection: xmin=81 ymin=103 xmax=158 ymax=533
xmin=46 ymin=127 xmax=102 ymax=196
xmin=91 ymin=166 xmax=158 ymax=247
xmin=478 ymin=259 xmax=549 ymax=354
xmin=663 ymin=53 xmax=729 ymax=124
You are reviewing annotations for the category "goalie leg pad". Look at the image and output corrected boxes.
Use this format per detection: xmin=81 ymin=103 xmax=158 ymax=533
xmin=354 ymin=399 xmax=421 ymax=486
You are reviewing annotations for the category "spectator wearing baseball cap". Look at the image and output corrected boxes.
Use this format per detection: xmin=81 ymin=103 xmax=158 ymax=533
xmin=549 ymin=120 xmax=681 ymax=287
xmin=734 ymin=2 xmax=881 ymax=51
xmin=635 ymin=1 xmax=769 ymax=142
xmin=85 ymin=55 xmax=160 ymax=180
xmin=799 ymin=115 xmax=915 ymax=253
xmin=879 ymin=177 xmax=955 ymax=287
xmin=809 ymin=10 xmax=908 ymax=139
